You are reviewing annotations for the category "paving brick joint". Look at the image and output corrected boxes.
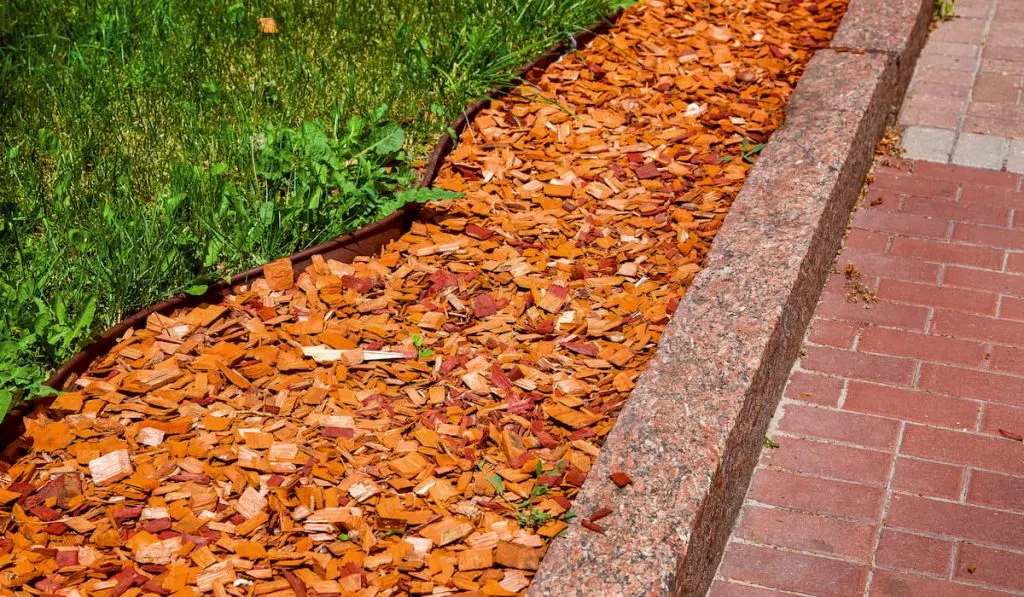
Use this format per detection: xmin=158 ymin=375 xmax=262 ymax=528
xmin=713 ymin=160 xmax=1024 ymax=596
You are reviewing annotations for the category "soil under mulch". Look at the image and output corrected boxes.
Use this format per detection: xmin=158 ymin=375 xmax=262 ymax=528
xmin=0 ymin=1 xmax=847 ymax=594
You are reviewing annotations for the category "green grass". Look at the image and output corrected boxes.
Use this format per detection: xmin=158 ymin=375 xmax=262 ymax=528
xmin=0 ymin=0 xmax=620 ymax=414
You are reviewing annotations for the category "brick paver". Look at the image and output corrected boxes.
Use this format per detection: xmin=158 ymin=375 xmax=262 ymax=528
xmin=712 ymin=161 xmax=1024 ymax=596
xmin=898 ymin=0 xmax=1024 ymax=171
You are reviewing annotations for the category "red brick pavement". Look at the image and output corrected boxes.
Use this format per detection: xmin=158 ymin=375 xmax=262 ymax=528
xmin=712 ymin=161 xmax=1024 ymax=596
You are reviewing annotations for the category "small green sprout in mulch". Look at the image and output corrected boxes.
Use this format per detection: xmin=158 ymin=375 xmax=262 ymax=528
xmin=411 ymin=334 xmax=434 ymax=358
xmin=487 ymin=474 xmax=505 ymax=495
xmin=517 ymin=508 xmax=553 ymax=530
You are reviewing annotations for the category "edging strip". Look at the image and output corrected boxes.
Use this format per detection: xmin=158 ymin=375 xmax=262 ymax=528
xmin=529 ymin=0 xmax=930 ymax=594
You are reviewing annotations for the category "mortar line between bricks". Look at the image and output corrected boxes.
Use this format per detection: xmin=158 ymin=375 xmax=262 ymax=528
xmin=773 ymin=429 xmax=895 ymax=454
xmin=877 ymin=521 xmax=1024 ymax=558
xmin=875 ymin=558 xmax=1024 ymax=596
xmin=714 ymin=578 xmax=815 ymax=597
xmin=996 ymin=292 xmax=1014 ymax=312
xmin=947 ymin=538 xmax=958 ymax=583
xmin=802 ymin=339 xmax=838 ymax=351
xmin=977 ymin=401 xmax=990 ymax=434
xmin=868 ymin=235 xmax=1024 ymax=258
xmin=783 ymin=347 xmax=1024 ymax=381
xmin=853 ymin=348 xmax=989 ymax=372
xmin=888 ymin=488 xmax=1024 ymax=518
xmin=949 ymin=575 xmax=1024 ymax=596
xmin=873 ymin=561 xmax=1024 ymax=595
xmin=924 ymin=261 xmax=1024 ymax=275
xmin=808 ymin=318 xmax=928 ymax=336
xmin=873 ymin=562 xmax=953 ymax=583
xmin=876 ymin=253 xmax=1015 ymax=274
xmin=894 ymin=452 xmax=1024 ymax=479
xmin=729 ymin=537 xmax=872 ymax=567
xmin=767 ymin=462 xmax=1003 ymax=571
xmin=974 ymin=397 xmax=985 ymax=430
xmin=906 ymin=359 xmax=1024 ymax=383
xmin=780 ymin=398 xmax=948 ymax=424
xmin=837 ymin=377 xmax=849 ymax=408
xmin=750 ymin=463 xmax=893 ymax=492
xmin=782 ymin=397 xmax=1009 ymax=439
xmin=798 ymin=348 xmax=966 ymax=376
xmin=864 ymin=420 xmax=904 ymax=597
xmin=849 ymin=323 xmax=864 ymax=351
xmin=877 ymin=521 xmax=1024 ymax=559
xmin=960 ymin=467 xmax=971 ymax=504
xmin=794 ymin=348 xmax=1011 ymax=376
xmin=741 ymin=498 xmax=882 ymax=526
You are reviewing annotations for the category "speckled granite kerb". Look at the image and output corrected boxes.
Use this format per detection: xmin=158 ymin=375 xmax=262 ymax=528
xmin=832 ymin=0 xmax=932 ymax=98
xmin=530 ymin=49 xmax=899 ymax=597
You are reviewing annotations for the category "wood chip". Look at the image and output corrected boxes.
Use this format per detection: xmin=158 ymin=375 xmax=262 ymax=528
xmin=88 ymin=450 xmax=133 ymax=486
xmin=135 ymin=426 xmax=165 ymax=446
xmin=494 ymin=541 xmax=542 ymax=571
xmin=458 ymin=547 xmax=495 ymax=571
xmin=580 ymin=519 xmax=606 ymax=534
xmin=134 ymin=536 xmax=182 ymax=565
xmin=235 ymin=487 xmax=268 ymax=518
xmin=263 ymin=258 xmax=294 ymax=291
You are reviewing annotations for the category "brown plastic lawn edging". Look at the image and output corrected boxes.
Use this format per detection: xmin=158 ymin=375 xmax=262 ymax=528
xmin=0 ymin=11 xmax=623 ymax=460
xmin=40 ymin=207 xmax=416 ymax=395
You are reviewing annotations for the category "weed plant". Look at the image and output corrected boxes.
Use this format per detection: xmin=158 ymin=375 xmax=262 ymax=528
xmin=0 ymin=0 xmax=620 ymax=414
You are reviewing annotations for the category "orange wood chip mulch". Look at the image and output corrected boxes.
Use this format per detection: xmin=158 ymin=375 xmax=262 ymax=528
xmin=0 ymin=1 xmax=847 ymax=595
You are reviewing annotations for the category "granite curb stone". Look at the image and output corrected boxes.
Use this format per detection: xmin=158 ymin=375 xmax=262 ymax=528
xmin=832 ymin=0 xmax=933 ymax=99
xmin=529 ymin=0 xmax=932 ymax=594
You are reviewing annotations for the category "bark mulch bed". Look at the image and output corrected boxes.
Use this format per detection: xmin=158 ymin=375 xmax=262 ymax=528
xmin=0 ymin=0 xmax=847 ymax=594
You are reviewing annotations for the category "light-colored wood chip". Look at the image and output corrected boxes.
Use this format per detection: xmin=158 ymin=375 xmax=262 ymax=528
xmin=88 ymin=450 xmax=133 ymax=486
